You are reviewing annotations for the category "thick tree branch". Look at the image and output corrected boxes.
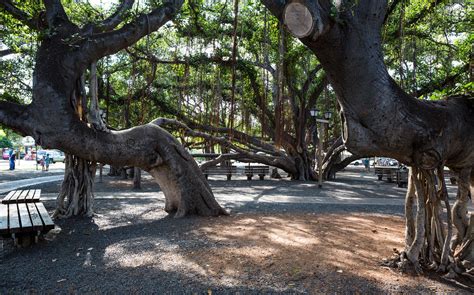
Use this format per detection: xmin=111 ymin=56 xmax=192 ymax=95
xmin=96 ymin=0 xmax=135 ymax=32
xmin=83 ymin=0 xmax=184 ymax=62
xmin=153 ymin=118 xmax=295 ymax=173
xmin=0 ymin=100 xmax=30 ymax=134
xmin=43 ymin=0 xmax=72 ymax=29
xmin=0 ymin=0 xmax=39 ymax=29
xmin=261 ymin=0 xmax=286 ymax=20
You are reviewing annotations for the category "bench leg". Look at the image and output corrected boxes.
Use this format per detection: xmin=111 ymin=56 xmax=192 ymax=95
xmin=35 ymin=231 xmax=41 ymax=244
xmin=205 ymin=174 xmax=208 ymax=180
xmin=12 ymin=233 xmax=18 ymax=247
xmin=259 ymin=174 xmax=265 ymax=180
xmin=227 ymin=174 xmax=231 ymax=181
xmin=247 ymin=175 xmax=252 ymax=180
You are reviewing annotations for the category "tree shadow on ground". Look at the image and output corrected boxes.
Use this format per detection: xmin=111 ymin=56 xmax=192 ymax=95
xmin=1 ymin=199 xmax=471 ymax=293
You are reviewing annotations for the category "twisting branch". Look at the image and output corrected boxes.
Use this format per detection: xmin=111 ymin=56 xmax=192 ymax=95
xmin=0 ymin=0 xmax=40 ymax=29
xmin=152 ymin=118 xmax=297 ymax=174
xmin=82 ymin=0 xmax=184 ymax=62
xmin=96 ymin=0 xmax=135 ymax=33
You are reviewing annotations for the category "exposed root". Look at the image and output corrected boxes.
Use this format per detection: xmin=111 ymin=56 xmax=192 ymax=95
xmin=53 ymin=154 xmax=96 ymax=218
xmin=385 ymin=166 xmax=473 ymax=277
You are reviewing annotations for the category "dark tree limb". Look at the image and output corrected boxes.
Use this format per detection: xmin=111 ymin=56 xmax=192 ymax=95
xmin=43 ymin=0 xmax=72 ymax=29
xmin=0 ymin=100 xmax=30 ymax=134
xmin=95 ymin=0 xmax=135 ymax=33
xmin=153 ymin=118 xmax=298 ymax=174
xmin=82 ymin=0 xmax=184 ymax=62
xmin=0 ymin=0 xmax=38 ymax=29
xmin=261 ymin=0 xmax=286 ymax=19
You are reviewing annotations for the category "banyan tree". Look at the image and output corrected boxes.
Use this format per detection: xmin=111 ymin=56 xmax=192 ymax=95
xmin=262 ymin=0 xmax=473 ymax=277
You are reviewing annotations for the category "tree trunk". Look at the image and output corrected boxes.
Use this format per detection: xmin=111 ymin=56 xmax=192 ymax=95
xmin=263 ymin=0 xmax=474 ymax=275
xmin=133 ymin=167 xmax=141 ymax=190
xmin=54 ymin=155 xmax=96 ymax=218
xmin=0 ymin=0 xmax=226 ymax=218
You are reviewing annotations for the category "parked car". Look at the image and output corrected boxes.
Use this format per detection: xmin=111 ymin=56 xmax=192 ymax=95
xmin=49 ymin=150 xmax=65 ymax=163
xmin=351 ymin=160 xmax=361 ymax=166
xmin=2 ymin=148 xmax=10 ymax=160
xmin=36 ymin=149 xmax=66 ymax=164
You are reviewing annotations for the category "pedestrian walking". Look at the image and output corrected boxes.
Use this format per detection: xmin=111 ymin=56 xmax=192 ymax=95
xmin=9 ymin=149 xmax=16 ymax=170
xmin=40 ymin=155 xmax=46 ymax=171
xmin=45 ymin=154 xmax=50 ymax=171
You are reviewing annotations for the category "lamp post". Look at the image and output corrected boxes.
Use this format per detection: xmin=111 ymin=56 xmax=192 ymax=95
xmin=310 ymin=108 xmax=332 ymax=188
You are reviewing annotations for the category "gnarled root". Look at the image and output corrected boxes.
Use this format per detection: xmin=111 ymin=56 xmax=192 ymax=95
xmin=387 ymin=166 xmax=473 ymax=277
xmin=53 ymin=154 xmax=96 ymax=218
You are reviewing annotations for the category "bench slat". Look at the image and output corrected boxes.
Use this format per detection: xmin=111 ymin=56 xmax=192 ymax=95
xmin=0 ymin=204 xmax=8 ymax=234
xmin=27 ymin=202 xmax=44 ymax=231
xmin=34 ymin=189 xmax=41 ymax=201
xmin=2 ymin=191 xmax=15 ymax=204
xmin=2 ymin=190 xmax=21 ymax=204
xmin=18 ymin=203 xmax=33 ymax=232
xmin=24 ymin=190 xmax=34 ymax=202
xmin=17 ymin=190 xmax=29 ymax=203
xmin=9 ymin=203 xmax=21 ymax=233
xmin=36 ymin=203 xmax=55 ymax=230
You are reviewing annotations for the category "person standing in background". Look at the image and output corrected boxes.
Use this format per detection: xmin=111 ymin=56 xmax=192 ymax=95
xmin=9 ymin=149 xmax=16 ymax=170
xmin=45 ymin=154 xmax=50 ymax=171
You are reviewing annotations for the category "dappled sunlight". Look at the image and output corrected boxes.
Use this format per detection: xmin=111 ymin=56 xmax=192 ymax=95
xmin=104 ymin=237 xmax=207 ymax=276
xmin=176 ymin=212 xmax=435 ymax=290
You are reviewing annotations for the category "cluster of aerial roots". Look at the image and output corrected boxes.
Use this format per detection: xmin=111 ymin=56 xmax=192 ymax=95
xmin=385 ymin=166 xmax=473 ymax=279
xmin=53 ymin=154 xmax=96 ymax=218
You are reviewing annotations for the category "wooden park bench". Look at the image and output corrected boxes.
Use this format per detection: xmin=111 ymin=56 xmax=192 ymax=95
xmin=0 ymin=190 xmax=55 ymax=246
xmin=202 ymin=165 xmax=238 ymax=180
xmin=374 ymin=166 xmax=398 ymax=183
xmin=396 ymin=167 xmax=409 ymax=187
xmin=244 ymin=165 xmax=270 ymax=180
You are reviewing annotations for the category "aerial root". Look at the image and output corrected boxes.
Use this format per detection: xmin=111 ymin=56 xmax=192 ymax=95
xmin=384 ymin=166 xmax=473 ymax=277
xmin=53 ymin=155 xmax=96 ymax=218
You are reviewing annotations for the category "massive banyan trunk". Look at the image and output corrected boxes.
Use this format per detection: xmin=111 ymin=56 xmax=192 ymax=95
xmin=0 ymin=0 xmax=226 ymax=218
xmin=54 ymin=155 xmax=96 ymax=218
xmin=54 ymin=66 xmax=101 ymax=219
xmin=263 ymin=0 xmax=474 ymax=276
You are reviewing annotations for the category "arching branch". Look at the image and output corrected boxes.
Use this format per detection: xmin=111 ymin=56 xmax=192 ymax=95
xmin=153 ymin=118 xmax=297 ymax=174
xmin=82 ymin=0 xmax=184 ymax=62
xmin=96 ymin=0 xmax=135 ymax=33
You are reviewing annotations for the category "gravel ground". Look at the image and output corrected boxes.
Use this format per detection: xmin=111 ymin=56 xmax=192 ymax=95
xmin=0 ymin=167 xmax=472 ymax=293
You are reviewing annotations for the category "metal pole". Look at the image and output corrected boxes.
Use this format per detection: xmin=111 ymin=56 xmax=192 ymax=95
xmin=35 ymin=144 xmax=38 ymax=171
xmin=317 ymin=123 xmax=324 ymax=188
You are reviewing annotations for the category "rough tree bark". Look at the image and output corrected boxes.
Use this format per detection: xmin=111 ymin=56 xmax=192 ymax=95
xmin=0 ymin=0 xmax=226 ymax=218
xmin=262 ymin=0 xmax=474 ymax=277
